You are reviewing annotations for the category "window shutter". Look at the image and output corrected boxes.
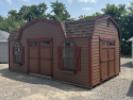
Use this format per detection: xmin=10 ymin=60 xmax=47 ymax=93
xmin=58 ymin=47 xmax=64 ymax=69
xmin=13 ymin=44 xmax=24 ymax=65
xmin=75 ymin=47 xmax=81 ymax=73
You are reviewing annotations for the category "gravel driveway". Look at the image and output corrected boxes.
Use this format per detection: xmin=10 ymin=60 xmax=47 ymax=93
xmin=0 ymin=58 xmax=133 ymax=100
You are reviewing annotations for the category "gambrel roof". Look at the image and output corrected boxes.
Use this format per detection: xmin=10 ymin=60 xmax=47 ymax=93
xmin=65 ymin=15 xmax=120 ymax=38
xmin=9 ymin=15 xmax=120 ymax=40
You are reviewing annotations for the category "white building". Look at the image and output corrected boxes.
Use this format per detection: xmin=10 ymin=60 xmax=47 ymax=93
xmin=0 ymin=30 xmax=9 ymax=63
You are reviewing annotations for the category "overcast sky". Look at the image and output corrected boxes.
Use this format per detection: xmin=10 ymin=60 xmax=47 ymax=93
xmin=0 ymin=0 xmax=132 ymax=18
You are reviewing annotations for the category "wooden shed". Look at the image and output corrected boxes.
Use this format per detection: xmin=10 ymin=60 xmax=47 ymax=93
xmin=9 ymin=15 xmax=120 ymax=88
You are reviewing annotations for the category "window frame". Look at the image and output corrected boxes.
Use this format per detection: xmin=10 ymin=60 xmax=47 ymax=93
xmin=13 ymin=42 xmax=24 ymax=66
xmin=58 ymin=39 xmax=81 ymax=73
xmin=100 ymin=38 xmax=115 ymax=47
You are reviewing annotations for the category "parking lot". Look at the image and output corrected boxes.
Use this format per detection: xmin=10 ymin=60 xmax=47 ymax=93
xmin=0 ymin=58 xmax=133 ymax=100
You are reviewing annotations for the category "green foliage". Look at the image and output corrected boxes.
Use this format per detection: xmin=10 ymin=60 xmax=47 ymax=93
xmin=49 ymin=1 xmax=70 ymax=21
xmin=0 ymin=1 xmax=70 ymax=33
xmin=102 ymin=4 xmax=126 ymax=21
xmin=0 ymin=17 xmax=25 ymax=32
xmin=0 ymin=1 xmax=133 ymax=56
xmin=19 ymin=3 xmax=47 ymax=21
xmin=0 ymin=16 xmax=3 ymax=22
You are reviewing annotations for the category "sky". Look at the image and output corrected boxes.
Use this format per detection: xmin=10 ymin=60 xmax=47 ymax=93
xmin=0 ymin=0 xmax=132 ymax=18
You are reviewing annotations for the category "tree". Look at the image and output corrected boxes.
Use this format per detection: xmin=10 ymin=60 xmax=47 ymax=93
xmin=102 ymin=4 xmax=126 ymax=21
xmin=0 ymin=17 xmax=25 ymax=32
xmin=49 ymin=1 xmax=70 ymax=21
xmin=79 ymin=12 xmax=102 ymax=20
xmin=0 ymin=2 xmax=132 ymax=56
xmin=19 ymin=3 xmax=47 ymax=22
xmin=0 ymin=3 xmax=48 ymax=32
xmin=8 ymin=10 xmax=19 ymax=19
xmin=0 ymin=16 xmax=3 ymax=22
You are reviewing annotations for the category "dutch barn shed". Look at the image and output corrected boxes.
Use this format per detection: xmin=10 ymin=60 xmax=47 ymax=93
xmin=9 ymin=15 xmax=120 ymax=88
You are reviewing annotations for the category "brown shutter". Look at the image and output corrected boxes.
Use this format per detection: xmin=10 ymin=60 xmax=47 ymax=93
xmin=58 ymin=47 xmax=64 ymax=69
xmin=75 ymin=47 xmax=81 ymax=73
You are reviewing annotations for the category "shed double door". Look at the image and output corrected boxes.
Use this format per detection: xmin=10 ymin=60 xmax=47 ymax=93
xmin=28 ymin=39 xmax=52 ymax=76
xmin=100 ymin=39 xmax=115 ymax=81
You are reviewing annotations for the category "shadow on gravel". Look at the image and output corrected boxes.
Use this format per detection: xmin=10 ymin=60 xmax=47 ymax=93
xmin=0 ymin=68 xmax=87 ymax=91
xmin=121 ymin=62 xmax=133 ymax=68
xmin=127 ymin=81 xmax=133 ymax=97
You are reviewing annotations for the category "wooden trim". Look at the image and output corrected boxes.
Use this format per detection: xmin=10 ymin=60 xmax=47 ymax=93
xmin=51 ymin=39 xmax=54 ymax=77
xmin=58 ymin=47 xmax=63 ymax=70
xmin=12 ymin=46 xmax=15 ymax=66
xmin=12 ymin=43 xmax=24 ymax=66
xmin=27 ymin=37 xmax=53 ymax=41
xmin=67 ymin=35 xmax=89 ymax=38
xmin=88 ymin=37 xmax=92 ymax=86
xmin=58 ymin=38 xmax=79 ymax=73
xmin=76 ymin=47 xmax=81 ymax=72
xmin=119 ymin=46 xmax=121 ymax=72
xmin=27 ymin=40 xmax=30 ymax=73
xmin=88 ymin=19 xmax=96 ymax=87
xmin=99 ymin=37 xmax=102 ymax=81
xmin=107 ymin=46 xmax=110 ymax=77
xmin=57 ymin=45 xmax=81 ymax=74
xmin=99 ymin=37 xmax=115 ymax=41
xmin=114 ymin=44 xmax=116 ymax=74
xmin=38 ymin=42 xmax=40 ymax=74
xmin=22 ymin=47 xmax=25 ymax=66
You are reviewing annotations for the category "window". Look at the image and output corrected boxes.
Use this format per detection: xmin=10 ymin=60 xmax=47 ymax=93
xmin=101 ymin=39 xmax=115 ymax=46
xmin=109 ymin=41 xmax=115 ymax=46
xmin=29 ymin=41 xmax=39 ymax=47
xmin=63 ymin=45 xmax=75 ymax=70
xmin=29 ymin=40 xmax=51 ymax=47
xmin=40 ymin=41 xmax=50 ymax=47
xmin=14 ymin=42 xmax=24 ymax=65
xmin=58 ymin=40 xmax=81 ymax=73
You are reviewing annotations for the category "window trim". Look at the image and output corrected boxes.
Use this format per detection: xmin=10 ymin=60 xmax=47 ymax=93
xmin=13 ymin=42 xmax=24 ymax=66
xmin=58 ymin=40 xmax=81 ymax=73
xmin=100 ymin=38 xmax=115 ymax=47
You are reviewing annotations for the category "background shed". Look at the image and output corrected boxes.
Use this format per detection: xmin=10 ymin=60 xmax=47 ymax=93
xmin=0 ymin=30 xmax=9 ymax=63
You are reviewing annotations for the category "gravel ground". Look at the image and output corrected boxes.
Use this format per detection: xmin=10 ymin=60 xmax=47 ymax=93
xmin=0 ymin=58 xmax=133 ymax=100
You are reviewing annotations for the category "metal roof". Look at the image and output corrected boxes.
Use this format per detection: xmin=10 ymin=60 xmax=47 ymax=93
xmin=0 ymin=30 xmax=9 ymax=42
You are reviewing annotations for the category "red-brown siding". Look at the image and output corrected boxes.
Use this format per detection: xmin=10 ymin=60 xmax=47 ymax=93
xmin=9 ymin=16 xmax=120 ymax=88
xmin=90 ymin=18 xmax=120 ymax=86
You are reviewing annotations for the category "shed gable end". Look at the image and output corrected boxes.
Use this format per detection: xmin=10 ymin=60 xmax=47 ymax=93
xmin=20 ymin=21 xmax=65 ymax=41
